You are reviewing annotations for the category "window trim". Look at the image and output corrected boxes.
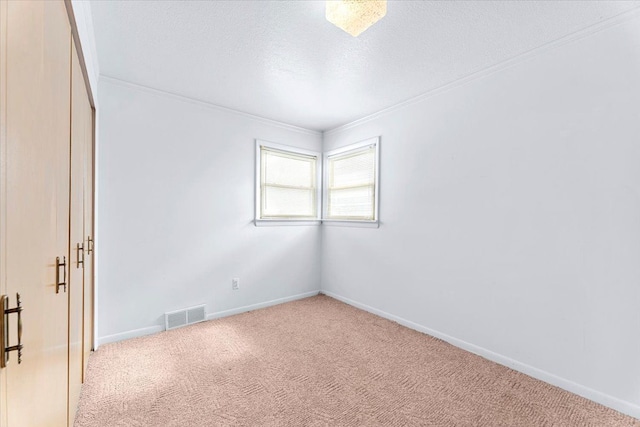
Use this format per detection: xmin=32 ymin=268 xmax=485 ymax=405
xmin=322 ymin=137 xmax=380 ymax=226
xmin=255 ymin=140 xmax=322 ymax=226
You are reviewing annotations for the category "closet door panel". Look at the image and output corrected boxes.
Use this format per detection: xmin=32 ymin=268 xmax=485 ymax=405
xmin=68 ymin=43 xmax=86 ymax=425
xmin=83 ymin=108 xmax=94 ymax=377
xmin=0 ymin=0 xmax=7 ymax=422
xmin=3 ymin=1 xmax=71 ymax=426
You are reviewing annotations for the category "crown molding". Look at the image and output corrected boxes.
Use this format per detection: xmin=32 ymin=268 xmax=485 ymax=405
xmin=324 ymin=6 xmax=640 ymax=136
xmin=99 ymin=75 xmax=322 ymax=137
xmin=100 ymin=5 xmax=640 ymax=138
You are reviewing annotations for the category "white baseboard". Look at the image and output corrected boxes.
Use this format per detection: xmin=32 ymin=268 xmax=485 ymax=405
xmin=321 ymin=290 xmax=640 ymax=420
xmin=206 ymin=290 xmax=320 ymax=320
xmin=98 ymin=325 xmax=164 ymax=346
xmin=97 ymin=290 xmax=321 ymax=347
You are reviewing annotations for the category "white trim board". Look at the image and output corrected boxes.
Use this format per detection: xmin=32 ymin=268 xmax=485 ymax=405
xmin=97 ymin=290 xmax=321 ymax=346
xmin=206 ymin=290 xmax=320 ymax=321
xmin=320 ymin=290 xmax=640 ymax=421
xmin=99 ymin=75 xmax=321 ymax=137
xmin=324 ymin=6 xmax=640 ymax=135
xmin=98 ymin=325 xmax=163 ymax=347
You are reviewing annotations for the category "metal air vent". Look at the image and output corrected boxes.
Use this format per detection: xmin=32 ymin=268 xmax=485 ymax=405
xmin=165 ymin=304 xmax=206 ymax=331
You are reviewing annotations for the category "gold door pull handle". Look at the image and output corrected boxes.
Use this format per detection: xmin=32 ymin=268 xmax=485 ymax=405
xmin=56 ymin=256 xmax=66 ymax=294
xmin=0 ymin=293 xmax=23 ymax=368
xmin=76 ymin=242 xmax=84 ymax=268
xmin=87 ymin=236 xmax=93 ymax=255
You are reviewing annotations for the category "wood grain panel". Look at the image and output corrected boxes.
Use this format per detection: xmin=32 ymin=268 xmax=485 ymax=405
xmin=68 ymin=41 xmax=87 ymax=425
xmin=4 ymin=1 xmax=71 ymax=426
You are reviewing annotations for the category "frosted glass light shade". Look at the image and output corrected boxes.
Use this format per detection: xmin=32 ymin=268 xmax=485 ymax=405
xmin=326 ymin=0 xmax=387 ymax=37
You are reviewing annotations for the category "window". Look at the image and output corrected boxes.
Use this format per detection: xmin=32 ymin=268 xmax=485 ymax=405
xmin=324 ymin=137 xmax=379 ymax=223
xmin=256 ymin=141 xmax=321 ymax=222
xmin=255 ymin=137 xmax=379 ymax=226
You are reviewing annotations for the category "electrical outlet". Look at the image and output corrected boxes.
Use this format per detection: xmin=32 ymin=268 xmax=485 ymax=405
xmin=232 ymin=278 xmax=240 ymax=290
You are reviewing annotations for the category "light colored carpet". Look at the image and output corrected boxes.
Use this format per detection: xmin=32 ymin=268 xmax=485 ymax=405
xmin=74 ymin=295 xmax=639 ymax=426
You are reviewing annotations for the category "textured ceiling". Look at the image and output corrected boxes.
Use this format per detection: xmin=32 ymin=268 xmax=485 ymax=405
xmin=91 ymin=1 xmax=640 ymax=131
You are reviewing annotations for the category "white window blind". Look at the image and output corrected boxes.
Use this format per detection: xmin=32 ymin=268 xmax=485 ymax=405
xmin=260 ymin=146 xmax=318 ymax=219
xmin=326 ymin=143 xmax=378 ymax=221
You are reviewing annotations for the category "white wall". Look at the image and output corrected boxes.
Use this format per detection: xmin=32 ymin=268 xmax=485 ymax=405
xmin=322 ymin=16 xmax=640 ymax=417
xmin=97 ymin=78 xmax=322 ymax=344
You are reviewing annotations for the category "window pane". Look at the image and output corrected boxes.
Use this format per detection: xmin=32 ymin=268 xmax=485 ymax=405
xmin=263 ymin=149 xmax=315 ymax=188
xmin=330 ymin=147 xmax=375 ymax=189
xmin=262 ymin=186 xmax=316 ymax=218
xmin=328 ymin=186 xmax=375 ymax=220
xmin=326 ymin=144 xmax=377 ymax=221
xmin=259 ymin=145 xmax=318 ymax=220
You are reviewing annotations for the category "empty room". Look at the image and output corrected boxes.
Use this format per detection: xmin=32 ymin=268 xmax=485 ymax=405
xmin=1 ymin=0 xmax=640 ymax=426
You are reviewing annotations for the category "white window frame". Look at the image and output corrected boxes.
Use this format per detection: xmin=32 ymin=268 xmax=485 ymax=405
xmin=322 ymin=137 xmax=380 ymax=228
xmin=255 ymin=140 xmax=322 ymax=226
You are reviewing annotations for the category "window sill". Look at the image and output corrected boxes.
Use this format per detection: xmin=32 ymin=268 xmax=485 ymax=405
xmin=254 ymin=219 xmax=379 ymax=228
xmin=254 ymin=219 xmax=322 ymax=227
xmin=321 ymin=220 xmax=379 ymax=228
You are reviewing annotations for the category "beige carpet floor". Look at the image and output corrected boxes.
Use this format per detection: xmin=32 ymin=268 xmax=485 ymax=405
xmin=74 ymin=295 xmax=639 ymax=426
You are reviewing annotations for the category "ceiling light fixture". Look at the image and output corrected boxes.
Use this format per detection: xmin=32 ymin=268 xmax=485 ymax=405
xmin=326 ymin=0 xmax=387 ymax=37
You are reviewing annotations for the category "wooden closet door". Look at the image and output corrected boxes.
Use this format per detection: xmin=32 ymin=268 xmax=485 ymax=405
xmin=1 ymin=1 xmax=71 ymax=426
xmin=83 ymin=109 xmax=95 ymax=378
xmin=0 ymin=1 xmax=6 ymax=420
xmin=68 ymin=43 xmax=88 ymax=425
